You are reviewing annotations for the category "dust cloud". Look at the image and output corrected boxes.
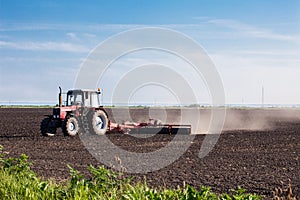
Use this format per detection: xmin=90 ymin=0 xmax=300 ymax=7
xmin=109 ymin=107 xmax=300 ymax=134
xmin=187 ymin=108 xmax=300 ymax=134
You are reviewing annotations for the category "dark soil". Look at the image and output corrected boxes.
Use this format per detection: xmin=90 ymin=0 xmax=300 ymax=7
xmin=0 ymin=107 xmax=299 ymax=198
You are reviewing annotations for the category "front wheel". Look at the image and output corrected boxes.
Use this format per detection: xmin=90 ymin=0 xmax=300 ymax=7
xmin=40 ymin=117 xmax=57 ymax=136
xmin=90 ymin=110 xmax=108 ymax=135
xmin=62 ymin=116 xmax=80 ymax=136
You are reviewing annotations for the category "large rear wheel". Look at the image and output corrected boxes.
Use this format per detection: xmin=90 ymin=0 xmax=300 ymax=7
xmin=62 ymin=116 xmax=80 ymax=136
xmin=90 ymin=110 xmax=108 ymax=135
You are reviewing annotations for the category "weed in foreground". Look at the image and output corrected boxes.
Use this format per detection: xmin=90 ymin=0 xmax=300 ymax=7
xmin=0 ymin=145 xmax=262 ymax=200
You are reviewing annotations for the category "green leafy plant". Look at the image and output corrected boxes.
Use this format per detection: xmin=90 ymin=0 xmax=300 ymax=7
xmin=0 ymin=145 xmax=263 ymax=200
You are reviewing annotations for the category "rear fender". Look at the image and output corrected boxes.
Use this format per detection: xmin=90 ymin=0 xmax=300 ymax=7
xmin=95 ymin=107 xmax=108 ymax=116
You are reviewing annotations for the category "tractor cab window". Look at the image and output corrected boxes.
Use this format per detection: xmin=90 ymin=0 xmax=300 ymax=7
xmin=68 ymin=95 xmax=74 ymax=105
xmin=67 ymin=92 xmax=83 ymax=106
xmin=82 ymin=92 xmax=100 ymax=107
xmin=91 ymin=92 xmax=100 ymax=107
xmin=84 ymin=92 xmax=91 ymax=107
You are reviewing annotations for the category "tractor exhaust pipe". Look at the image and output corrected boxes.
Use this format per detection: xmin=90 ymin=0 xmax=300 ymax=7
xmin=58 ymin=86 xmax=62 ymax=107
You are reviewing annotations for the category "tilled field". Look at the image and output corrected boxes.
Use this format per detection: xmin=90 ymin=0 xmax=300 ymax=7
xmin=0 ymin=107 xmax=299 ymax=198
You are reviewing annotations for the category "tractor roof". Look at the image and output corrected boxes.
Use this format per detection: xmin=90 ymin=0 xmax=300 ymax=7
xmin=67 ymin=89 xmax=98 ymax=93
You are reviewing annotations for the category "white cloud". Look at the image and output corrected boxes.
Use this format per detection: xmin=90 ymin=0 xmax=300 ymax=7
xmin=0 ymin=34 xmax=9 ymax=39
xmin=66 ymin=32 xmax=79 ymax=41
xmin=0 ymin=22 xmax=141 ymax=32
xmin=0 ymin=40 xmax=89 ymax=53
xmin=0 ymin=56 xmax=83 ymax=63
xmin=83 ymin=33 xmax=97 ymax=38
xmin=0 ymin=23 xmax=65 ymax=31
xmin=1 ymin=21 xmax=297 ymax=43
xmin=207 ymin=19 xmax=295 ymax=41
xmin=192 ymin=16 xmax=211 ymax=21
xmin=210 ymin=51 xmax=300 ymax=104
xmin=1 ymin=20 xmax=300 ymax=105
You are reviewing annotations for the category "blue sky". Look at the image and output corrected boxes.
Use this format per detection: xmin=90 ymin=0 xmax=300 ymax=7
xmin=0 ymin=0 xmax=300 ymax=105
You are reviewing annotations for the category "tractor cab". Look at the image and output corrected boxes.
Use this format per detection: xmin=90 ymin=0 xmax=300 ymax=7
xmin=66 ymin=89 xmax=101 ymax=108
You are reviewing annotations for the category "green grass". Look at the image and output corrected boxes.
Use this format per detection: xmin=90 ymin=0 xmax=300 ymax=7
xmin=0 ymin=105 xmax=55 ymax=108
xmin=0 ymin=145 xmax=261 ymax=200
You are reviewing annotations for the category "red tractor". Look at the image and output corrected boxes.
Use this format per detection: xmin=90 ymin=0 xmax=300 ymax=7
xmin=41 ymin=87 xmax=109 ymax=136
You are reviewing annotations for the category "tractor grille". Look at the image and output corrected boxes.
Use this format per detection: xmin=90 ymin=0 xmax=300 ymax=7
xmin=53 ymin=108 xmax=60 ymax=119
